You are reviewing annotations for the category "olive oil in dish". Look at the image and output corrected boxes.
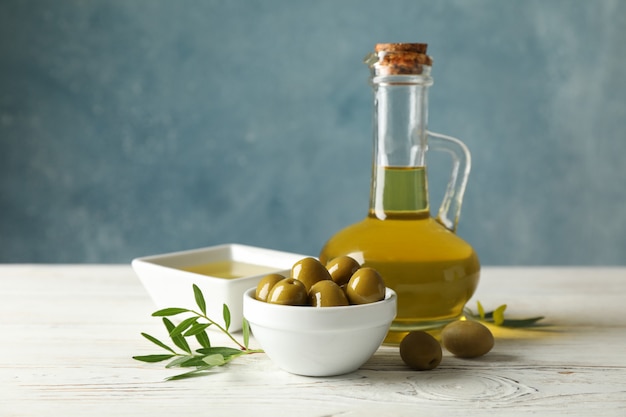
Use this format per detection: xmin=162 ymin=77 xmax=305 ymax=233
xmin=182 ymin=260 xmax=280 ymax=279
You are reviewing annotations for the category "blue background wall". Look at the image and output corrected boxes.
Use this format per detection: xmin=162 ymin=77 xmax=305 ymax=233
xmin=1 ymin=0 xmax=625 ymax=265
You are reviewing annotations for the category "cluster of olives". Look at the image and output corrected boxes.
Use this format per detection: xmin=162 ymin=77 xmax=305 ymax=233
xmin=255 ymin=256 xmax=386 ymax=307
xmin=399 ymin=320 xmax=494 ymax=371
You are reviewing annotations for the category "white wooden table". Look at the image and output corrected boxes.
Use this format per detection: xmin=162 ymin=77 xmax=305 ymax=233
xmin=1 ymin=265 xmax=625 ymax=416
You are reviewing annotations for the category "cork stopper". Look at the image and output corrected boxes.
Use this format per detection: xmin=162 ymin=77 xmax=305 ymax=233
xmin=368 ymin=43 xmax=433 ymax=75
xmin=374 ymin=43 xmax=429 ymax=54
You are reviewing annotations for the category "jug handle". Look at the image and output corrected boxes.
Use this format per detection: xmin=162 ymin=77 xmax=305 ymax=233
xmin=427 ymin=131 xmax=471 ymax=233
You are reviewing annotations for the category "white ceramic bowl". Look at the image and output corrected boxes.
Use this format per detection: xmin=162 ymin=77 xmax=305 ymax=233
xmin=132 ymin=244 xmax=306 ymax=331
xmin=243 ymin=287 xmax=397 ymax=376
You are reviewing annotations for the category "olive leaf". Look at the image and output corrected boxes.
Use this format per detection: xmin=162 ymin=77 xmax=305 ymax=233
xmin=492 ymin=304 xmax=507 ymax=326
xmin=195 ymin=331 xmax=211 ymax=349
xmin=152 ymin=307 xmax=190 ymax=317
xmin=196 ymin=347 xmax=242 ymax=357
xmin=477 ymin=300 xmax=486 ymax=320
xmin=203 ymin=354 xmax=226 ymax=367
xmin=242 ymin=319 xmax=250 ymax=349
xmin=193 ymin=284 xmax=207 ymax=315
xmin=140 ymin=332 xmax=176 ymax=354
xmin=499 ymin=316 xmax=545 ymax=327
xmin=162 ymin=317 xmax=192 ymax=354
xmin=222 ymin=304 xmax=231 ymax=331
xmin=165 ymin=366 xmax=215 ymax=381
xmin=169 ymin=316 xmax=200 ymax=338
xmin=165 ymin=355 xmax=197 ymax=368
xmin=183 ymin=322 xmax=211 ymax=337
xmin=133 ymin=354 xmax=176 ymax=363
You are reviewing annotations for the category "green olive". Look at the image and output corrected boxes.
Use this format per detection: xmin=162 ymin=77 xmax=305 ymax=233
xmin=255 ymin=273 xmax=285 ymax=302
xmin=308 ymin=280 xmax=349 ymax=307
xmin=267 ymin=278 xmax=308 ymax=306
xmin=400 ymin=331 xmax=442 ymax=371
xmin=326 ymin=256 xmax=361 ymax=287
xmin=345 ymin=267 xmax=386 ymax=304
xmin=291 ymin=257 xmax=332 ymax=292
xmin=441 ymin=320 xmax=494 ymax=358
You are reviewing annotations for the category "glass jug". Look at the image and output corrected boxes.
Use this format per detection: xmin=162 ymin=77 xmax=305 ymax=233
xmin=319 ymin=43 xmax=480 ymax=344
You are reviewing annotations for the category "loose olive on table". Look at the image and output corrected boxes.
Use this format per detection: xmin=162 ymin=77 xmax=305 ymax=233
xmin=399 ymin=331 xmax=442 ymax=371
xmin=398 ymin=320 xmax=495 ymax=371
xmin=441 ymin=319 xmax=494 ymax=358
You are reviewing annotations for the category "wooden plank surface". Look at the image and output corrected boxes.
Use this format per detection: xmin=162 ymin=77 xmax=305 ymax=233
xmin=1 ymin=265 xmax=625 ymax=416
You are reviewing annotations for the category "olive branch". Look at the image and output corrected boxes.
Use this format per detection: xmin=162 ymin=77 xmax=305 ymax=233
xmin=464 ymin=301 xmax=545 ymax=328
xmin=133 ymin=284 xmax=263 ymax=380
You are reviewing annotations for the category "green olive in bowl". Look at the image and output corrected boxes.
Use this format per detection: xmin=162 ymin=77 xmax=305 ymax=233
xmin=309 ymin=280 xmax=349 ymax=307
xmin=255 ymin=273 xmax=285 ymax=302
xmin=345 ymin=267 xmax=386 ymax=305
xmin=267 ymin=278 xmax=308 ymax=306
xmin=292 ymin=257 xmax=332 ymax=292
xmin=326 ymin=256 xmax=361 ymax=287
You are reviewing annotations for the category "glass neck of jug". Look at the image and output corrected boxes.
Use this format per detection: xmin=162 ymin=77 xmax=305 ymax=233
xmin=369 ymin=71 xmax=434 ymax=220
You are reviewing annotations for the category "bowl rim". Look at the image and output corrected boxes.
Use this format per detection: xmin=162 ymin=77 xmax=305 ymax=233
xmin=243 ymin=287 xmax=397 ymax=331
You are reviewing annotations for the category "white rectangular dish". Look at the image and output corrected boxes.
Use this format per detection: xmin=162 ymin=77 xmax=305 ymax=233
xmin=132 ymin=243 xmax=306 ymax=331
